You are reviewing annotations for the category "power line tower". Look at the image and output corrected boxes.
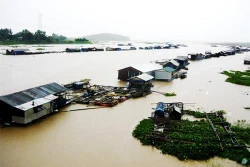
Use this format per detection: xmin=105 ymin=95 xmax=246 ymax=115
xmin=38 ymin=13 xmax=43 ymax=30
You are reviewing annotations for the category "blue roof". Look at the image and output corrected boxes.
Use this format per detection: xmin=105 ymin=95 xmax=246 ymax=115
xmin=163 ymin=67 xmax=176 ymax=72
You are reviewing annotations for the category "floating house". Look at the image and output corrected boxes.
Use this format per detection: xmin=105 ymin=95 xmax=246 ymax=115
xmin=154 ymin=46 xmax=162 ymax=49
xmin=106 ymin=47 xmax=122 ymax=51
xmin=0 ymin=83 xmax=67 ymax=124
xmin=154 ymin=67 xmax=177 ymax=81
xmin=163 ymin=59 xmax=180 ymax=70
xmin=244 ymin=56 xmax=250 ymax=64
xmin=152 ymin=102 xmax=183 ymax=120
xmin=118 ymin=63 xmax=162 ymax=81
xmin=174 ymin=56 xmax=189 ymax=69
xmin=66 ymin=48 xmax=81 ymax=52
xmin=6 ymin=49 xmax=30 ymax=55
xmin=188 ymin=53 xmax=204 ymax=60
xmin=128 ymin=73 xmax=154 ymax=97
xmin=130 ymin=47 xmax=137 ymax=50
xmin=225 ymin=50 xmax=235 ymax=55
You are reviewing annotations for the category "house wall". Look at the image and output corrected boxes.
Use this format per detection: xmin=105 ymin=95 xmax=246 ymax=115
xmin=145 ymin=71 xmax=155 ymax=77
xmin=0 ymin=101 xmax=26 ymax=122
xmin=155 ymin=71 xmax=172 ymax=81
xmin=12 ymin=102 xmax=52 ymax=124
xmin=118 ymin=67 xmax=142 ymax=81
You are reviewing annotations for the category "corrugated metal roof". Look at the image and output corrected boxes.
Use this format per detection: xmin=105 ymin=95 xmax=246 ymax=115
xmin=129 ymin=73 xmax=154 ymax=82
xmin=170 ymin=60 xmax=180 ymax=66
xmin=132 ymin=63 xmax=162 ymax=72
xmin=16 ymin=95 xmax=58 ymax=111
xmin=0 ymin=82 xmax=67 ymax=109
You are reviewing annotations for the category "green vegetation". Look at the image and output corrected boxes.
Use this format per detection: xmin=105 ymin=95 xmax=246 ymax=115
xmin=244 ymin=107 xmax=250 ymax=110
xmin=221 ymin=70 xmax=250 ymax=86
xmin=164 ymin=92 xmax=177 ymax=96
xmin=0 ymin=28 xmax=91 ymax=45
xmin=133 ymin=110 xmax=250 ymax=165
xmin=36 ymin=48 xmax=45 ymax=50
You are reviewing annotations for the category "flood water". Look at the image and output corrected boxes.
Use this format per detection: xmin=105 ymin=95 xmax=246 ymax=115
xmin=0 ymin=43 xmax=249 ymax=167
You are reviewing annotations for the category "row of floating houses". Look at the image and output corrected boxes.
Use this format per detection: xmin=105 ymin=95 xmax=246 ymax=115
xmin=118 ymin=56 xmax=188 ymax=82
xmin=1 ymin=45 xmax=250 ymax=125
xmin=4 ymin=43 xmax=186 ymax=55
xmin=0 ymin=56 xmax=189 ymax=125
xmin=4 ymin=44 xmax=250 ymax=55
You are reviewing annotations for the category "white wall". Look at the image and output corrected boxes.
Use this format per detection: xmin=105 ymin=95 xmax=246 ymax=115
xmin=12 ymin=102 xmax=52 ymax=124
xmin=155 ymin=71 xmax=172 ymax=81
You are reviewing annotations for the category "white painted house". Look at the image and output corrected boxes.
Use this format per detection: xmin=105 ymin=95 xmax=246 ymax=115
xmin=155 ymin=67 xmax=177 ymax=81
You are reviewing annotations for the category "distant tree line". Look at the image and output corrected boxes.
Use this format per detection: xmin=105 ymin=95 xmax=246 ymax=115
xmin=0 ymin=28 xmax=90 ymax=44
xmin=75 ymin=38 xmax=88 ymax=42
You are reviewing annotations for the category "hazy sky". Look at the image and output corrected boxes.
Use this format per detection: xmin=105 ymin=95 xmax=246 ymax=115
xmin=0 ymin=0 xmax=249 ymax=42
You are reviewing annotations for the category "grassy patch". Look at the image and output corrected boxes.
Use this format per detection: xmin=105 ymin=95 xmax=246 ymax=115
xmin=221 ymin=70 xmax=250 ymax=86
xmin=133 ymin=110 xmax=250 ymax=165
xmin=244 ymin=107 xmax=250 ymax=110
xmin=36 ymin=48 xmax=45 ymax=50
xmin=164 ymin=92 xmax=177 ymax=96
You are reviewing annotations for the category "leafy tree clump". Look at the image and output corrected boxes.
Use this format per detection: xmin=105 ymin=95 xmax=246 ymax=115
xmin=0 ymin=28 xmax=91 ymax=45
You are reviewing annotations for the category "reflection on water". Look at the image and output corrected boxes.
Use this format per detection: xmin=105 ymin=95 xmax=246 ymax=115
xmin=0 ymin=43 xmax=249 ymax=167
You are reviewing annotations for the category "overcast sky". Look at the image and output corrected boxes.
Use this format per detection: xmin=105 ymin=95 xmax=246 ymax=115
xmin=0 ymin=0 xmax=249 ymax=42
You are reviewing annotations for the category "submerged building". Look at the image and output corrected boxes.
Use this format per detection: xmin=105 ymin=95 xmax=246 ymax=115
xmin=0 ymin=82 xmax=67 ymax=124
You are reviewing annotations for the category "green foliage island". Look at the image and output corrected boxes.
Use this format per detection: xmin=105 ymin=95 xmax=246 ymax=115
xmin=0 ymin=28 xmax=91 ymax=45
xmin=132 ymin=110 xmax=250 ymax=165
xmin=221 ymin=70 xmax=250 ymax=86
xmin=164 ymin=92 xmax=177 ymax=96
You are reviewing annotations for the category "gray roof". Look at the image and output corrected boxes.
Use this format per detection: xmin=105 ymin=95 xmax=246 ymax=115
xmin=132 ymin=63 xmax=162 ymax=72
xmin=175 ymin=56 xmax=188 ymax=61
xmin=11 ymin=49 xmax=30 ymax=52
xmin=0 ymin=82 xmax=67 ymax=109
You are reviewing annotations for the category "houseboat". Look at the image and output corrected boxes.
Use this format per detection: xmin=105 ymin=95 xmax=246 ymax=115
xmin=188 ymin=53 xmax=204 ymax=60
xmin=244 ymin=56 xmax=250 ymax=64
xmin=0 ymin=83 xmax=68 ymax=124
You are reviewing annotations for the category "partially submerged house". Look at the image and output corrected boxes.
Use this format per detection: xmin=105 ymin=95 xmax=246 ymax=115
xmin=0 ymin=83 xmax=67 ymax=124
xmin=154 ymin=67 xmax=177 ymax=81
xmin=118 ymin=63 xmax=162 ymax=81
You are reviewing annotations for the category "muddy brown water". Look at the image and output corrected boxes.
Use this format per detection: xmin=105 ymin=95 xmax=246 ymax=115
xmin=0 ymin=43 xmax=249 ymax=167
